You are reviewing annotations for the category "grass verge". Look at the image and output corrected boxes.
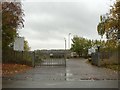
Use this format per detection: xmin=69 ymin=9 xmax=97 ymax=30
xmin=2 ymin=63 xmax=32 ymax=77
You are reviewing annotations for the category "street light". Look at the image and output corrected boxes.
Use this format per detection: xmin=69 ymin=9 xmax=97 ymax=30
xmin=68 ymin=33 xmax=71 ymax=49
xmin=64 ymin=38 xmax=67 ymax=66
xmin=64 ymin=38 xmax=66 ymax=50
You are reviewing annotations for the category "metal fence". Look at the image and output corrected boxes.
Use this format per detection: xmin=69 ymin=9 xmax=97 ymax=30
xmin=2 ymin=49 xmax=67 ymax=67
xmin=2 ymin=50 xmax=35 ymax=67
xmin=91 ymin=51 xmax=118 ymax=66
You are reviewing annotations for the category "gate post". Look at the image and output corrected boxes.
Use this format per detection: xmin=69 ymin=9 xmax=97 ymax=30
xmin=97 ymin=45 xmax=101 ymax=66
xmin=97 ymin=52 xmax=100 ymax=66
xmin=32 ymin=51 xmax=35 ymax=67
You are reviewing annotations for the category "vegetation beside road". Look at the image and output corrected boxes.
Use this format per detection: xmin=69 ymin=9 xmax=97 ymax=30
xmin=2 ymin=64 xmax=32 ymax=77
xmin=86 ymin=59 xmax=119 ymax=71
xmin=72 ymin=1 xmax=119 ymax=70
xmin=1 ymin=2 xmax=32 ymax=77
xmin=103 ymin=64 xmax=120 ymax=71
xmin=96 ymin=1 xmax=120 ymax=71
xmin=2 ymin=2 xmax=32 ymax=69
xmin=71 ymin=36 xmax=106 ymax=58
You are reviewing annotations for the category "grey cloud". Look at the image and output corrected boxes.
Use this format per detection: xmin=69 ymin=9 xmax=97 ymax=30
xmin=20 ymin=1 xmax=112 ymax=50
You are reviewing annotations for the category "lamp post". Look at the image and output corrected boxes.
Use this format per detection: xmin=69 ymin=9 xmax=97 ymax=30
xmin=68 ymin=33 xmax=71 ymax=49
xmin=64 ymin=38 xmax=66 ymax=50
xmin=64 ymin=38 xmax=67 ymax=67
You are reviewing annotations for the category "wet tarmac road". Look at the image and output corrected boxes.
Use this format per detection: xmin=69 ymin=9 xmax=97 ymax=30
xmin=2 ymin=58 xmax=118 ymax=88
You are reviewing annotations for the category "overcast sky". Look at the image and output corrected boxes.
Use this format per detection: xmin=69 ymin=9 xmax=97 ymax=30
xmin=20 ymin=0 xmax=115 ymax=50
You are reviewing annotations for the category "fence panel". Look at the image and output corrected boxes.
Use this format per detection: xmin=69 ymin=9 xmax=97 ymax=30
xmin=2 ymin=50 xmax=34 ymax=66
xmin=100 ymin=51 xmax=118 ymax=65
xmin=91 ymin=51 xmax=118 ymax=66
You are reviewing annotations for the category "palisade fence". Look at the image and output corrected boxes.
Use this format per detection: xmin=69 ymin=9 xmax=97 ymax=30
xmin=91 ymin=51 xmax=118 ymax=66
xmin=2 ymin=50 xmax=35 ymax=67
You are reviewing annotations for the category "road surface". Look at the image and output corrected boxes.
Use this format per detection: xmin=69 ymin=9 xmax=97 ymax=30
xmin=2 ymin=58 xmax=118 ymax=88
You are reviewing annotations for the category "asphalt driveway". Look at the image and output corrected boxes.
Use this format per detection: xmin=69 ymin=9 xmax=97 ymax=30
xmin=2 ymin=58 xmax=118 ymax=88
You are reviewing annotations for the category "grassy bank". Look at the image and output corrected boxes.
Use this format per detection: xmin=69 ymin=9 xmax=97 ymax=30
xmin=103 ymin=64 xmax=120 ymax=71
xmin=86 ymin=59 xmax=120 ymax=71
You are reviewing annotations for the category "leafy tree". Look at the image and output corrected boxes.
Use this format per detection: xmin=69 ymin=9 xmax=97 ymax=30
xmin=97 ymin=0 xmax=120 ymax=53
xmin=93 ymin=40 xmax=105 ymax=47
xmin=71 ymin=36 xmax=81 ymax=56
xmin=71 ymin=35 xmax=107 ymax=57
xmin=97 ymin=1 xmax=120 ymax=41
xmin=0 ymin=3 xmax=1 ymax=27
xmin=2 ymin=2 xmax=24 ymax=50
xmin=24 ymin=40 xmax=31 ymax=51
xmin=81 ymin=39 xmax=93 ymax=56
xmin=105 ymin=39 xmax=118 ymax=51
xmin=71 ymin=36 xmax=93 ymax=57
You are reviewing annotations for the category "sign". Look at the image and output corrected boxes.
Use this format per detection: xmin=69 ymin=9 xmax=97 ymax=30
xmin=88 ymin=47 xmax=96 ymax=55
xmin=14 ymin=37 xmax=24 ymax=51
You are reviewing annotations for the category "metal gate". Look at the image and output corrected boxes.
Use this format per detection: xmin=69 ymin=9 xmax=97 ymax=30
xmin=39 ymin=58 xmax=66 ymax=66
xmin=34 ymin=50 xmax=66 ymax=67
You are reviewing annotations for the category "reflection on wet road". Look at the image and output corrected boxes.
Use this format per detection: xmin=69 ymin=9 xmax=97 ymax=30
xmin=2 ymin=58 xmax=118 ymax=88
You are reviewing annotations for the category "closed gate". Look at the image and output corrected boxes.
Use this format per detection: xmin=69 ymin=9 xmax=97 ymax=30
xmin=34 ymin=50 xmax=66 ymax=67
xmin=39 ymin=58 xmax=66 ymax=66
